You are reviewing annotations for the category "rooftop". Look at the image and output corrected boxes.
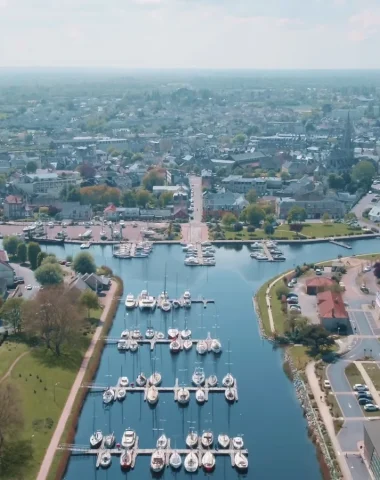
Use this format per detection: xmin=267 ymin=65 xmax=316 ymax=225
xmin=317 ymin=291 xmax=348 ymax=319
xmin=365 ymin=420 xmax=380 ymax=452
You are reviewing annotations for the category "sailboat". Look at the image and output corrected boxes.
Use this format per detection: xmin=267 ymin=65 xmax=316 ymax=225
xmin=120 ymin=449 xmax=132 ymax=470
xmin=90 ymin=430 xmax=103 ymax=448
xmin=202 ymin=451 xmax=215 ymax=472
xmin=223 ymin=340 xmax=235 ymax=387
xmin=235 ymin=451 xmax=249 ymax=471
xmin=186 ymin=431 xmax=198 ymax=448
xmin=218 ymin=433 xmax=230 ymax=448
xmin=184 ymin=451 xmax=198 ymax=472
xmin=151 ymin=450 xmax=165 ymax=472
xmin=160 ymin=264 xmax=171 ymax=312
xmin=156 ymin=434 xmax=168 ymax=449
xmin=170 ymin=451 xmax=182 ymax=469
xmin=104 ymin=432 xmax=115 ymax=448
xmin=181 ymin=311 xmax=191 ymax=339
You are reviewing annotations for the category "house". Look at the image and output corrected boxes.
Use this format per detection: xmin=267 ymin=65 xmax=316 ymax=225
xmin=221 ymin=176 xmax=267 ymax=195
xmin=0 ymin=261 xmax=15 ymax=287
xmin=152 ymin=185 xmax=188 ymax=197
xmin=104 ymin=204 xmax=117 ymax=220
xmin=82 ymin=273 xmax=111 ymax=291
xmin=317 ymin=290 xmax=349 ymax=331
xmin=59 ymin=202 xmax=93 ymax=221
xmin=67 ymin=275 xmax=91 ymax=293
xmin=14 ymin=172 xmax=79 ymax=199
xmin=276 ymin=197 xmax=345 ymax=220
xmin=203 ymin=190 xmax=248 ymax=213
xmin=305 ymin=277 xmax=335 ymax=295
xmin=3 ymin=195 xmax=27 ymax=219
xmin=369 ymin=206 xmax=380 ymax=222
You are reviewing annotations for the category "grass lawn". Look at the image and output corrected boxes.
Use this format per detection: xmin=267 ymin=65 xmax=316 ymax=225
xmin=0 ymin=340 xmax=28 ymax=379
xmin=326 ymin=393 xmax=343 ymax=418
xmin=222 ymin=227 xmax=297 ymax=241
xmin=277 ymin=222 xmax=362 ymax=238
xmin=362 ymin=363 xmax=380 ymax=390
xmin=345 ymin=363 xmax=365 ymax=387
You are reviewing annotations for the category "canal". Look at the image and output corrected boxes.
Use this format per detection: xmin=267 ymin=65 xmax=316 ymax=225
xmin=44 ymin=239 xmax=380 ymax=479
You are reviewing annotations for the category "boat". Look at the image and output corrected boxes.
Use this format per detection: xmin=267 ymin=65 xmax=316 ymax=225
xmin=182 ymin=244 xmax=194 ymax=252
xmin=151 ymin=450 xmax=165 ymax=472
xmin=183 ymin=339 xmax=192 ymax=351
xmin=251 ymin=242 xmax=262 ymax=249
xmin=202 ymin=451 xmax=215 ymax=472
xmin=225 ymin=388 xmax=235 ymax=402
xmin=196 ymin=388 xmax=206 ymax=404
xmin=121 ymin=429 xmax=136 ymax=449
xmin=218 ymin=434 xmax=230 ymax=449
xmin=156 ymin=434 xmax=168 ymax=449
xmin=207 ymin=375 xmax=218 ymax=387
xmin=196 ymin=340 xmax=208 ymax=355
xmin=104 ymin=432 xmax=115 ymax=448
xmin=169 ymin=340 xmax=181 ymax=353
xmin=136 ymin=373 xmax=147 ymax=387
xmin=183 ymin=299 xmax=191 ymax=308
xmin=90 ymin=430 xmax=103 ymax=448
xmin=184 ymin=451 xmax=199 ymax=472
xmin=117 ymin=388 xmax=126 ymax=401
xmin=202 ymin=241 xmax=211 ymax=247
xmin=192 ymin=367 xmax=205 ymax=386
xmin=186 ymin=431 xmax=198 ymax=448
xmin=121 ymin=329 xmax=129 ymax=339
xmin=183 ymin=291 xmax=191 ymax=300
xmin=222 ymin=373 xmax=234 ymax=387
xmin=235 ymin=451 xmax=248 ymax=471
xmin=145 ymin=328 xmax=155 ymax=339
xmin=233 ymin=436 xmax=244 ymax=449
xmin=169 ymin=451 xmax=182 ymax=469
xmin=117 ymin=340 xmax=127 ymax=350
xmin=129 ymin=340 xmax=138 ymax=352
xmin=119 ymin=376 xmax=129 ymax=387
xmin=125 ymin=294 xmax=136 ymax=309
xmin=80 ymin=242 xmax=91 ymax=249
xmin=184 ymin=257 xmax=199 ymax=266
xmin=177 ymin=387 xmax=190 ymax=404
xmin=131 ymin=329 xmax=142 ymax=339
xmin=181 ymin=328 xmax=192 ymax=339
xmin=156 ymin=331 xmax=165 ymax=339
xmin=168 ymin=328 xmax=179 ymax=339
xmin=148 ymin=372 xmax=162 ymax=386
xmin=201 ymin=431 xmax=213 ymax=448
xmin=138 ymin=289 xmax=156 ymax=310
xmin=211 ymin=339 xmax=222 ymax=354
xmin=102 ymin=388 xmax=115 ymax=405
xmin=147 ymin=386 xmax=159 ymax=405
xmin=99 ymin=450 xmax=111 ymax=468
xmin=100 ymin=230 xmax=108 ymax=241
xmin=161 ymin=299 xmax=171 ymax=312
xmin=120 ymin=449 xmax=132 ymax=470
xmin=172 ymin=299 xmax=180 ymax=309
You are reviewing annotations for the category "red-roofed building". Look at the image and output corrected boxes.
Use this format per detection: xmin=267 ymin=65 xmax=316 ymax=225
xmin=305 ymin=276 xmax=335 ymax=295
xmin=317 ymin=290 xmax=349 ymax=331
xmin=103 ymin=204 xmax=117 ymax=220
xmin=4 ymin=195 xmax=26 ymax=219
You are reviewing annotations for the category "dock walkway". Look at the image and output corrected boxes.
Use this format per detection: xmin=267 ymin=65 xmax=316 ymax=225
xmin=329 ymin=239 xmax=352 ymax=249
xmin=261 ymin=242 xmax=273 ymax=261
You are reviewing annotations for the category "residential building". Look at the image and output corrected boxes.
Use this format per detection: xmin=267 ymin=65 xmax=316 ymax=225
xmin=305 ymin=277 xmax=335 ymax=295
xmin=3 ymin=195 xmax=27 ymax=219
xmin=59 ymin=202 xmax=93 ymax=221
xmin=81 ymin=273 xmax=111 ymax=291
xmin=0 ymin=260 xmax=15 ymax=287
xmin=203 ymin=190 xmax=248 ymax=213
xmin=276 ymin=198 xmax=345 ymax=220
xmin=316 ymin=290 xmax=349 ymax=331
xmin=15 ymin=172 xmax=79 ymax=198
xmin=152 ymin=185 xmax=188 ymax=197
xmin=369 ymin=206 xmax=380 ymax=222
xmin=364 ymin=420 xmax=380 ymax=479
xmin=221 ymin=176 xmax=267 ymax=195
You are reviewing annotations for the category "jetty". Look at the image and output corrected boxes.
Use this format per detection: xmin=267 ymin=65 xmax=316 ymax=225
xmin=57 ymin=435 xmax=248 ymax=469
xmin=81 ymin=376 xmax=238 ymax=403
xmin=261 ymin=242 xmax=274 ymax=261
xmin=329 ymin=239 xmax=352 ymax=249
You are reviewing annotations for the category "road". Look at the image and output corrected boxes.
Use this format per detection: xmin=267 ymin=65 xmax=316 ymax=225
xmin=351 ymin=190 xmax=379 ymax=227
xmin=11 ymin=263 xmax=39 ymax=299
xmin=181 ymin=176 xmax=208 ymax=244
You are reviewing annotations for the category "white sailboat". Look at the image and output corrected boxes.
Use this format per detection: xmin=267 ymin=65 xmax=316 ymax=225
xmin=225 ymin=388 xmax=235 ymax=402
xmin=222 ymin=373 xmax=234 ymax=387
xmin=235 ymin=451 xmax=248 ymax=471
xmin=196 ymin=388 xmax=206 ymax=404
xmin=233 ymin=436 xmax=244 ymax=449
xmin=145 ymin=328 xmax=155 ymax=339
xmin=120 ymin=449 xmax=132 ymax=470
xmin=196 ymin=340 xmax=208 ymax=355
xmin=218 ymin=434 xmax=230 ymax=449
xmin=192 ymin=367 xmax=205 ymax=386
xmin=156 ymin=434 xmax=168 ymax=449
xmin=104 ymin=432 xmax=115 ymax=448
xmin=169 ymin=451 xmax=182 ymax=469
xmin=136 ymin=373 xmax=147 ymax=387
xmin=129 ymin=340 xmax=138 ymax=352
xmin=183 ymin=339 xmax=192 ymax=351
xmin=90 ymin=430 xmax=103 ymax=448
xmin=169 ymin=339 xmax=181 ymax=353
xmin=119 ymin=376 xmax=129 ymax=387
xmin=177 ymin=387 xmax=190 ymax=405
xmin=202 ymin=451 xmax=215 ymax=472
xmin=117 ymin=388 xmax=127 ymax=401
xmin=120 ymin=329 xmax=129 ymax=339
xmin=147 ymin=386 xmax=159 ymax=405
xmin=148 ymin=372 xmax=162 ymax=386
xmin=207 ymin=375 xmax=218 ymax=387
xmin=201 ymin=431 xmax=213 ymax=448
xmin=150 ymin=450 xmax=165 ymax=472
xmin=125 ymin=294 xmax=136 ymax=309
xmin=168 ymin=328 xmax=179 ymax=338
xmin=210 ymin=338 xmax=222 ymax=354
xmin=99 ymin=450 xmax=111 ymax=468
xmin=102 ymin=388 xmax=115 ymax=405
xmin=184 ymin=452 xmax=199 ymax=472
xmin=186 ymin=431 xmax=198 ymax=448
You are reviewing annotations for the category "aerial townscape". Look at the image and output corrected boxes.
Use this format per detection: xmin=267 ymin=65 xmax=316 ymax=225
xmin=1 ymin=24 xmax=380 ymax=480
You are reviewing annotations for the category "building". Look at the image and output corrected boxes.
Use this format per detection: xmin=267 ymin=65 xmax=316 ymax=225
xmin=59 ymin=202 xmax=93 ymax=221
xmin=221 ymin=176 xmax=267 ymax=195
xmin=0 ymin=260 xmax=15 ymax=287
xmin=152 ymin=185 xmax=188 ymax=197
xmin=316 ymin=290 xmax=349 ymax=331
xmin=203 ymin=190 xmax=248 ymax=213
xmin=276 ymin=198 xmax=345 ymax=220
xmin=364 ymin=420 xmax=380 ymax=479
xmin=369 ymin=206 xmax=380 ymax=222
xmin=3 ymin=195 xmax=27 ymax=219
xmin=15 ymin=172 xmax=79 ymax=198
xmin=305 ymin=277 xmax=335 ymax=295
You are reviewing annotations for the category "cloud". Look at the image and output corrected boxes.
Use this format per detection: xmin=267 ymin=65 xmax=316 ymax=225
xmin=348 ymin=8 xmax=380 ymax=42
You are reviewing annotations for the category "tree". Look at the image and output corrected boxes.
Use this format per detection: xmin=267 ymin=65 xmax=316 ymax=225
xmin=39 ymin=207 xmax=49 ymax=216
xmin=36 ymin=251 xmax=48 ymax=267
xmin=80 ymin=185 xmax=121 ymax=206
xmin=26 ymin=160 xmax=37 ymax=173
xmin=27 ymin=242 xmax=41 ymax=270
xmin=322 ymin=212 xmax=330 ymax=223
xmin=0 ymin=298 xmax=24 ymax=332
xmin=73 ymin=252 xmax=96 ymax=274
xmin=222 ymin=212 xmax=237 ymax=227
xmin=80 ymin=290 xmax=99 ymax=319
xmin=245 ymin=125 xmax=260 ymax=136
xmin=328 ymin=174 xmax=345 ymax=190
xmin=232 ymin=133 xmax=247 ymax=144
xmin=264 ymin=223 xmax=274 ymax=235
xmin=287 ymin=206 xmax=307 ymax=223
xmin=281 ymin=171 xmax=290 ymax=181
xmin=275 ymin=284 xmax=289 ymax=300
xmin=78 ymin=163 xmax=96 ymax=179
xmin=132 ymin=152 xmax=144 ymax=162
xmin=142 ymin=169 xmax=165 ymax=191
xmin=373 ymin=262 xmax=380 ymax=279
xmin=41 ymin=254 xmax=58 ymax=265
xmin=35 ymin=264 xmax=63 ymax=286
xmin=135 ymin=189 xmax=151 ymax=208
xmin=61 ymin=185 xmax=81 ymax=202
xmin=122 ymin=190 xmax=137 ymax=207
xmin=245 ymin=189 xmax=257 ymax=204
xmin=3 ymin=236 xmax=21 ymax=256
xmin=344 ymin=212 xmax=357 ymax=222
xmin=243 ymin=205 xmax=265 ymax=227
xmin=16 ymin=242 xmax=27 ymax=263
xmin=352 ymin=160 xmax=376 ymax=187
xmin=22 ymin=286 xmax=84 ymax=355
xmin=159 ymin=191 xmax=173 ymax=207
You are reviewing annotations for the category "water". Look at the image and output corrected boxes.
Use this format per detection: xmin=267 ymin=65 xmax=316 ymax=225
xmin=48 ymin=239 xmax=380 ymax=480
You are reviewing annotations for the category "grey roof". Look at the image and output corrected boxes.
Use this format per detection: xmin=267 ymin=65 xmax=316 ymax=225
xmin=365 ymin=420 xmax=380 ymax=452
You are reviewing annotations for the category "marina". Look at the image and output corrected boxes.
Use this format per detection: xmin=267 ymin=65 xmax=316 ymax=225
xmin=182 ymin=242 xmax=217 ymax=266
xmin=112 ymin=242 xmax=154 ymax=259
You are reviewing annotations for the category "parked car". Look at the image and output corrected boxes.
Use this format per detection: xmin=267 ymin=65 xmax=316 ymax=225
xmin=287 ymin=293 xmax=298 ymax=299
xmin=360 ymin=285 xmax=369 ymax=294
xmin=324 ymin=380 xmax=331 ymax=389
xmin=363 ymin=266 xmax=371 ymax=272
xmin=364 ymin=404 xmax=379 ymax=412
xmin=289 ymin=304 xmax=301 ymax=310
xmin=356 ymin=392 xmax=373 ymax=399
xmin=353 ymin=384 xmax=369 ymax=391
xmin=315 ymin=269 xmax=322 ymax=275
xmin=358 ymin=398 xmax=372 ymax=405
xmin=287 ymin=298 xmax=299 ymax=304
xmin=14 ymin=276 xmax=24 ymax=284
xmin=25 ymin=284 xmax=32 ymax=290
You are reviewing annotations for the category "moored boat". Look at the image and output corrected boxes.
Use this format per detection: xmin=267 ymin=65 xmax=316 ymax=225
xmin=125 ymin=294 xmax=136 ymax=309
xmin=117 ymin=388 xmax=127 ymax=401
xmin=202 ymin=451 xmax=215 ymax=472
xmin=235 ymin=451 xmax=248 ymax=471
xmin=177 ymin=387 xmax=190 ymax=405
xmin=168 ymin=328 xmax=179 ymax=339
xmin=147 ymin=386 xmax=159 ymax=405
xmin=170 ymin=451 xmax=182 ymax=469
xmin=131 ymin=329 xmax=142 ymax=339
xmin=181 ymin=328 xmax=192 ymax=339
xmin=172 ymin=299 xmax=180 ymax=309
xmin=218 ymin=433 xmax=230 ymax=449
xmin=156 ymin=331 xmax=165 ymax=339
xmin=90 ymin=430 xmax=103 ymax=448
xmin=169 ymin=340 xmax=181 ymax=353
xmin=121 ymin=429 xmax=136 ymax=449
xmin=156 ymin=434 xmax=168 ymax=449
xmin=201 ymin=431 xmax=213 ymax=448
xmin=120 ymin=449 xmax=132 ymax=470
xmin=192 ymin=367 xmax=205 ymax=386
xmin=183 ymin=339 xmax=192 ymax=351
xmin=184 ymin=452 xmax=199 ymax=473
xmin=99 ymin=450 xmax=112 ymax=468
xmin=196 ymin=388 xmax=206 ymax=404
xmin=102 ymin=388 xmax=115 ymax=405
xmin=233 ymin=436 xmax=244 ymax=449
xmin=207 ymin=375 xmax=218 ymax=387
xmin=150 ymin=449 xmax=165 ymax=472
xmin=121 ymin=329 xmax=129 ymax=339
xmin=222 ymin=373 xmax=234 ymax=387
xmin=136 ymin=373 xmax=147 ymax=387
xmin=148 ymin=372 xmax=162 ymax=386
xmin=186 ymin=431 xmax=198 ymax=448
xmin=104 ymin=432 xmax=115 ymax=449
xmin=225 ymin=388 xmax=235 ymax=403
xmin=129 ymin=340 xmax=138 ymax=352
xmin=161 ymin=299 xmax=171 ymax=312
xmin=196 ymin=340 xmax=208 ymax=355
xmin=210 ymin=339 xmax=222 ymax=354
xmin=145 ymin=328 xmax=155 ymax=339
xmin=119 ymin=376 xmax=129 ymax=387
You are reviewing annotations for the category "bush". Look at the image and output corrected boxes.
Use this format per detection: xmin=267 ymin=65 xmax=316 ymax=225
xmin=233 ymin=223 xmax=243 ymax=232
xmin=275 ymin=283 xmax=290 ymax=300
xmin=247 ymin=225 xmax=255 ymax=233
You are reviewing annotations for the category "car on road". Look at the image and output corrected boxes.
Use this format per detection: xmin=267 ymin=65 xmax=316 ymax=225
xmin=132 ymin=222 xmax=138 ymax=228
xmin=358 ymin=397 xmax=373 ymax=406
xmin=364 ymin=404 xmax=379 ymax=412
xmin=360 ymin=285 xmax=369 ymax=294
xmin=363 ymin=266 xmax=371 ymax=272
xmin=287 ymin=298 xmax=299 ymax=304
xmin=14 ymin=276 xmax=24 ymax=284
xmin=353 ymin=384 xmax=369 ymax=391
xmin=315 ymin=268 xmax=322 ymax=275
xmin=324 ymin=380 xmax=331 ymax=389
xmin=25 ymin=284 xmax=32 ymax=290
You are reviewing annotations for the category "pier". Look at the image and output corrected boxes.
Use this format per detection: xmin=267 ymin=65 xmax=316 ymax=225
xmin=261 ymin=242 xmax=274 ymax=261
xmin=107 ymin=332 xmax=218 ymax=351
xmin=329 ymin=239 xmax=352 ymax=249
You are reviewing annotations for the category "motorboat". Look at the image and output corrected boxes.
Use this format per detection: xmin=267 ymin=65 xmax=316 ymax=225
xmin=204 ymin=258 xmax=216 ymax=266
xmin=150 ymin=450 xmax=165 ymax=472
xmin=104 ymin=432 xmax=115 ymax=449
xmin=136 ymin=373 xmax=147 ymax=387
xmin=169 ymin=451 xmax=182 ymax=469
xmin=184 ymin=452 xmax=199 ymax=472
xmin=250 ymin=242 xmax=262 ymax=249
xmin=120 ymin=449 xmax=132 ymax=470
xmin=196 ymin=388 xmax=206 ymax=404
xmin=183 ymin=291 xmax=191 ymax=300
xmin=235 ymin=451 xmax=248 ymax=471
xmin=129 ymin=340 xmax=138 ymax=352
xmin=183 ymin=339 xmax=192 ymax=351
xmin=121 ymin=429 xmax=136 ymax=449
xmin=117 ymin=388 xmax=127 ymax=401
xmin=202 ymin=251 xmax=214 ymax=258
xmin=125 ymin=294 xmax=136 ymax=309
xmin=202 ymin=451 xmax=215 ymax=472
xmin=233 ymin=436 xmax=244 ymax=449
xmin=80 ymin=242 xmax=91 ymax=249
xmin=161 ymin=299 xmax=171 ymax=312
xmin=177 ymin=387 xmax=190 ymax=405
xmin=182 ymin=244 xmax=194 ymax=252
xmin=184 ymin=257 xmax=199 ymax=266
xmin=121 ymin=329 xmax=129 ymax=339
xmin=172 ymin=299 xmax=180 ymax=309
xmin=222 ymin=373 xmax=234 ymax=387
xmin=183 ymin=298 xmax=191 ymax=308
xmin=131 ymin=329 xmax=142 ymax=339
xmin=120 ymin=376 xmax=129 ymax=387
xmin=201 ymin=431 xmax=213 ymax=448
xmin=147 ymin=386 xmax=159 ymax=405
xmin=192 ymin=368 xmax=205 ymax=386
xmin=170 ymin=340 xmax=181 ymax=353
xmin=103 ymin=388 xmax=115 ymax=405
xmin=218 ymin=434 xmax=230 ymax=449
xmin=117 ymin=340 xmax=127 ymax=350
xmin=138 ymin=290 xmax=156 ymax=310
xmin=156 ymin=331 xmax=165 ymax=339
xmin=186 ymin=431 xmax=198 ymax=448
xmin=196 ymin=340 xmax=208 ymax=355
xmin=211 ymin=339 xmax=222 ymax=354
xmin=148 ymin=372 xmax=162 ymax=386
xmin=207 ymin=375 xmax=218 ymax=387
xmin=90 ymin=430 xmax=103 ymax=448
xmin=181 ymin=328 xmax=192 ymax=339
xmin=225 ymin=388 xmax=235 ymax=402
xmin=99 ymin=450 xmax=111 ymax=468
xmin=202 ymin=241 xmax=211 ymax=247
xmin=156 ymin=434 xmax=168 ymax=449
xmin=145 ymin=328 xmax=155 ymax=339
xmin=168 ymin=328 xmax=179 ymax=339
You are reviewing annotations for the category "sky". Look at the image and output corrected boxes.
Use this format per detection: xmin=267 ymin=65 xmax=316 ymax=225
xmin=1 ymin=0 xmax=380 ymax=69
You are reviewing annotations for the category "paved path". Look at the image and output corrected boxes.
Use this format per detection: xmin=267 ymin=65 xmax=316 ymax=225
xmin=355 ymin=362 xmax=380 ymax=406
xmin=0 ymin=350 xmax=29 ymax=385
xmin=266 ymin=269 xmax=293 ymax=334
xmin=36 ymin=281 xmax=119 ymax=480
xmin=181 ymin=175 xmax=208 ymax=244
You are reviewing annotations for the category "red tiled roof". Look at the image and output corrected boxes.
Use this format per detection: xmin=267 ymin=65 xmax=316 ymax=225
xmin=5 ymin=195 xmax=23 ymax=204
xmin=104 ymin=204 xmax=117 ymax=212
xmin=306 ymin=277 xmax=335 ymax=288
xmin=317 ymin=291 xmax=348 ymax=319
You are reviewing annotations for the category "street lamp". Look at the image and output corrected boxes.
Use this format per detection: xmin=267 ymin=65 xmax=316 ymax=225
xmin=53 ymin=382 xmax=60 ymax=404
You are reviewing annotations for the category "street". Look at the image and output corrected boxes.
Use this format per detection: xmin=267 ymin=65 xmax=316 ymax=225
xmin=181 ymin=176 xmax=208 ymax=244
xmin=11 ymin=263 xmax=39 ymax=299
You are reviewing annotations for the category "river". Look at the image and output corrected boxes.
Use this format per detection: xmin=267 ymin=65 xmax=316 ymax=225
xmin=44 ymin=239 xmax=380 ymax=480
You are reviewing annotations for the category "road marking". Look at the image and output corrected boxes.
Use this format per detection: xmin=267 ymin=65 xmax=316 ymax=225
xmin=348 ymin=403 xmax=352 ymax=408
xmin=349 ymin=354 xmax=355 ymax=358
